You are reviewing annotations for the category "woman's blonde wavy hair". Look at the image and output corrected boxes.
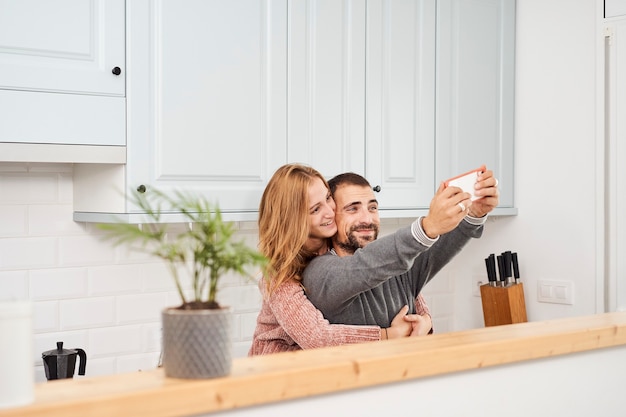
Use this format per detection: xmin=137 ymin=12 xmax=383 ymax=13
xmin=258 ymin=163 xmax=330 ymax=295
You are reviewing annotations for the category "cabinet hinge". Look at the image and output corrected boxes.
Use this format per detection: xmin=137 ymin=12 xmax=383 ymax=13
xmin=605 ymin=26 xmax=614 ymax=43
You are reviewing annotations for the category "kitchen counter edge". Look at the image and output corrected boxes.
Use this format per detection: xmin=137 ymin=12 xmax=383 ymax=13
xmin=2 ymin=311 xmax=626 ymax=417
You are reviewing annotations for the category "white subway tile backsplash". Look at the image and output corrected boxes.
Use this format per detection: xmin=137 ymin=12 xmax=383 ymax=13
xmin=116 ymin=293 xmax=168 ymax=324
xmin=0 ymin=205 xmax=28 ymax=236
xmin=75 ymin=357 xmax=116 ymax=379
xmin=30 ymin=268 xmax=88 ymax=300
xmin=117 ymin=353 xmax=160 ymax=373
xmin=59 ymin=235 xmax=116 ymax=266
xmin=89 ymin=325 xmax=143 ymax=357
xmin=218 ymin=284 xmax=263 ymax=312
xmin=58 ymin=172 xmax=73 ymax=203
xmin=60 ymin=297 xmax=116 ymax=330
xmin=239 ymin=311 xmax=259 ymax=341
xmin=0 ymin=173 xmax=59 ymax=203
xmin=231 ymin=314 xmax=241 ymax=341
xmin=0 ymin=270 xmax=29 ymax=301
xmin=141 ymin=262 xmax=178 ymax=292
xmin=142 ymin=322 xmax=163 ymax=352
xmin=88 ymin=264 xmax=143 ymax=296
xmin=233 ymin=341 xmax=252 ymax=358
xmin=0 ymin=237 xmax=57 ymax=269
xmin=33 ymin=301 xmax=59 ymax=332
xmin=29 ymin=204 xmax=85 ymax=236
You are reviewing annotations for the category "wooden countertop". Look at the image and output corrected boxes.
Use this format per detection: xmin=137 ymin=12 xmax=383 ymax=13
xmin=3 ymin=312 xmax=626 ymax=417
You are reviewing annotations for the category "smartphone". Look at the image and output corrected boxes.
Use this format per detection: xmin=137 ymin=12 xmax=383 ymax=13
xmin=443 ymin=165 xmax=486 ymax=201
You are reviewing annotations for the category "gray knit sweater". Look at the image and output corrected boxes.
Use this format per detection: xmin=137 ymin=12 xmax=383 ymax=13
xmin=302 ymin=218 xmax=484 ymax=327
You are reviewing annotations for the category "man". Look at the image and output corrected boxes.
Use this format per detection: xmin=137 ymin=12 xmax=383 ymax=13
xmin=302 ymin=170 xmax=499 ymax=328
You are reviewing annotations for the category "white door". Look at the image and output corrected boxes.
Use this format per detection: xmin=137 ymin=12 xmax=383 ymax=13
xmin=435 ymin=0 xmax=516 ymax=207
xmin=287 ymin=0 xmax=366 ymax=178
xmin=365 ymin=0 xmax=436 ymax=210
xmin=125 ymin=0 xmax=288 ymax=213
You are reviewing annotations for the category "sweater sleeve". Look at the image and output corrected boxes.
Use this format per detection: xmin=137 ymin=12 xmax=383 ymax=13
xmin=414 ymin=293 xmax=434 ymax=334
xmin=414 ymin=293 xmax=430 ymax=316
xmin=303 ymin=224 xmax=431 ymax=315
xmin=267 ymin=280 xmax=381 ymax=349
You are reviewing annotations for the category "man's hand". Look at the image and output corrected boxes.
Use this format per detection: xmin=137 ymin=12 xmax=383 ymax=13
xmin=467 ymin=169 xmax=499 ymax=218
xmin=421 ymin=182 xmax=471 ymax=238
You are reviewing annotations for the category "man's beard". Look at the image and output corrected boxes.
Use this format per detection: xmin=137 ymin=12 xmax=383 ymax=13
xmin=336 ymin=223 xmax=379 ymax=254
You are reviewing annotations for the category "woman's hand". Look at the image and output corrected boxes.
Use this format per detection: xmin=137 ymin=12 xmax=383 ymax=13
xmin=385 ymin=305 xmax=412 ymax=339
xmin=406 ymin=313 xmax=432 ymax=336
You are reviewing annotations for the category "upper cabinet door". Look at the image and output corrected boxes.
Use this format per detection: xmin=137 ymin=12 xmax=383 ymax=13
xmin=125 ymin=0 xmax=287 ymax=213
xmin=606 ymin=0 xmax=626 ymax=18
xmin=366 ymin=0 xmax=436 ymax=210
xmin=0 ymin=0 xmax=125 ymax=96
xmin=435 ymin=0 xmax=516 ymax=207
xmin=287 ymin=0 xmax=366 ymax=177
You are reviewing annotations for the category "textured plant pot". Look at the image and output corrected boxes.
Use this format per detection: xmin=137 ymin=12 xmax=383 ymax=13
xmin=161 ymin=306 xmax=233 ymax=379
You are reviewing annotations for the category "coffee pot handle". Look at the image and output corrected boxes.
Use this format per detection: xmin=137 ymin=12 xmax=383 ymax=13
xmin=75 ymin=348 xmax=87 ymax=376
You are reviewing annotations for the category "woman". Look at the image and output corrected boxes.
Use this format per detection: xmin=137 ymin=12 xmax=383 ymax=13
xmin=248 ymin=163 xmax=431 ymax=356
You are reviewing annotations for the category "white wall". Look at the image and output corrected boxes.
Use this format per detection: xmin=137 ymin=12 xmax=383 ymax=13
xmin=0 ymin=0 xmax=606 ymax=380
xmin=431 ymin=0 xmax=603 ymax=331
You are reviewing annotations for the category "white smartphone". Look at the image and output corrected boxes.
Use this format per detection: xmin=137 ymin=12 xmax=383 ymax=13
xmin=443 ymin=165 xmax=486 ymax=201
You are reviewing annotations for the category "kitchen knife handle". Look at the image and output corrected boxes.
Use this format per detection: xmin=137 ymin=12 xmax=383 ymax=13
xmin=512 ymin=252 xmax=520 ymax=279
xmin=497 ymin=255 xmax=505 ymax=283
xmin=503 ymin=251 xmax=512 ymax=278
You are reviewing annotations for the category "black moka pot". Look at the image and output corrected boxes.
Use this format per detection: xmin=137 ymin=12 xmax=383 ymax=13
xmin=42 ymin=342 xmax=87 ymax=380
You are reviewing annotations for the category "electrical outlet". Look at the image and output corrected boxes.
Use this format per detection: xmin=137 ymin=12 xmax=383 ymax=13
xmin=473 ymin=276 xmax=486 ymax=297
xmin=537 ymin=280 xmax=574 ymax=305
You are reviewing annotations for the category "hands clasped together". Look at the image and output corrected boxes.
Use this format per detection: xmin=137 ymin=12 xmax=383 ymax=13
xmin=385 ymin=305 xmax=432 ymax=339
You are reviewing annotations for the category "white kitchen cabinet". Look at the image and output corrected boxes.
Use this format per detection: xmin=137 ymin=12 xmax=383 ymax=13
xmin=287 ymin=0 xmax=366 ymax=176
xmin=0 ymin=0 xmax=126 ymax=159
xmin=288 ymin=0 xmax=437 ymax=211
xmin=365 ymin=0 xmax=436 ymax=211
xmin=606 ymin=0 xmax=626 ymax=18
xmin=73 ymin=0 xmax=516 ymax=222
xmin=435 ymin=0 xmax=516 ymax=208
xmin=74 ymin=0 xmax=288 ymax=220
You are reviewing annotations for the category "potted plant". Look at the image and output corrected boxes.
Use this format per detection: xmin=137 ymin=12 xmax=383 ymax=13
xmin=98 ymin=188 xmax=267 ymax=379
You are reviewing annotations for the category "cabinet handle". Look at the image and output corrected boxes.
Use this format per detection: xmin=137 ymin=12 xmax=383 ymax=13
xmin=372 ymin=185 xmax=381 ymax=192
xmin=137 ymin=185 xmax=147 ymax=193
xmin=112 ymin=66 xmax=122 ymax=76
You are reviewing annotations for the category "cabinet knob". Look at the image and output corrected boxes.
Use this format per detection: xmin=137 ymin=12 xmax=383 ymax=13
xmin=372 ymin=185 xmax=381 ymax=192
xmin=137 ymin=185 xmax=147 ymax=193
xmin=112 ymin=66 xmax=122 ymax=76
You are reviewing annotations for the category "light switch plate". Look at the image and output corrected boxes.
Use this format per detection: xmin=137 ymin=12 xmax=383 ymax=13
xmin=537 ymin=279 xmax=574 ymax=305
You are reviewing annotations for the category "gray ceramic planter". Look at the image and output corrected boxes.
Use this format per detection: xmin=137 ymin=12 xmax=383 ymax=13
xmin=161 ymin=307 xmax=233 ymax=379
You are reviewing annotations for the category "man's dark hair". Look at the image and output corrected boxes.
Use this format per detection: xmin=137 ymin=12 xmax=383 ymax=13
xmin=328 ymin=172 xmax=372 ymax=195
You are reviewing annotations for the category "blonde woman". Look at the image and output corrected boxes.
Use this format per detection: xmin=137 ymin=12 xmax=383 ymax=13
xmin=249 ymin=164 xmax=431 ymax=356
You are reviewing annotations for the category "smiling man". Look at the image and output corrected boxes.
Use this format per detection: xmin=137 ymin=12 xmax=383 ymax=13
xmin=302 ymin=171 xmax=499 ymax=328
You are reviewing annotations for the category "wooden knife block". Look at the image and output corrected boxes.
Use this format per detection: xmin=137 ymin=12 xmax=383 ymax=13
xmin=480 ymin=283 xmax=527 ymax=327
